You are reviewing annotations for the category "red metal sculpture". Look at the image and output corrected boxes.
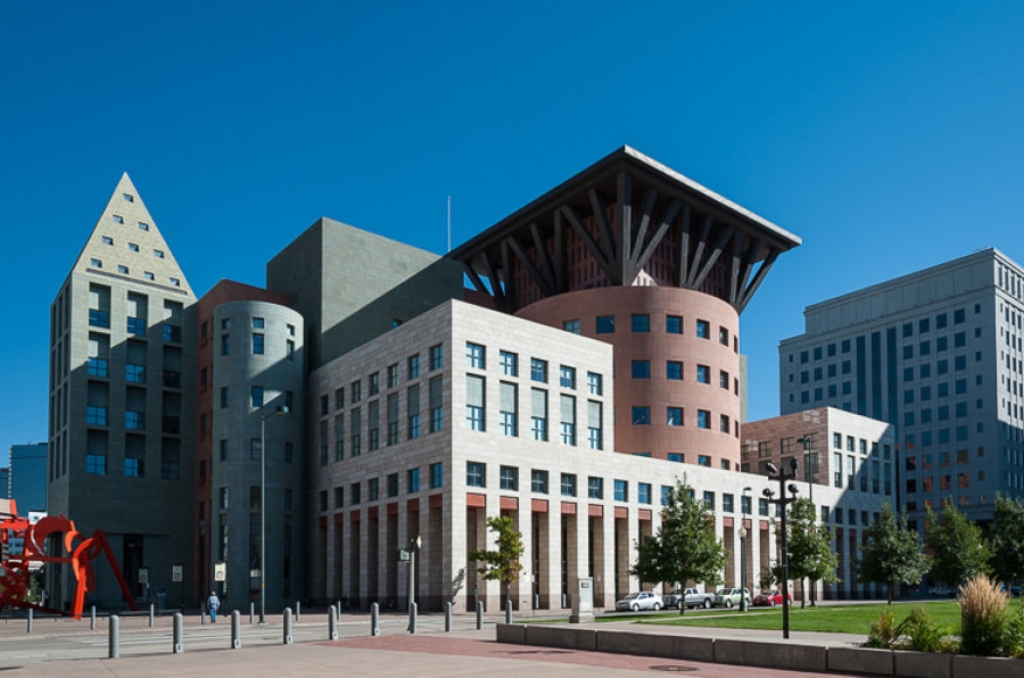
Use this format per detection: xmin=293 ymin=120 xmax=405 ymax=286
xmin=0 ymin=501 xmax=137 ymax=619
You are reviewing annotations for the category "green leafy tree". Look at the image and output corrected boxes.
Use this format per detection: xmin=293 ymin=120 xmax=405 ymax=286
xmin=469 ymin=515 xmax=524 ymax=605
xmin=857 ymin=503 xmax=931 ymax=604
xmin=991 ymin=494 xmax=1024 ymax=586
xmin=630 ymin=479 xmax=726 ymax=615
xmin=782 ymin=497 xmax=840 ymax=608
xmin=926 ymin=502 xmax=990 ymax=586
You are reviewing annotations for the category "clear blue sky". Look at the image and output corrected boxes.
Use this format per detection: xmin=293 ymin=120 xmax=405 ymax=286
xmin=3 ymin=2 xmax=1024 ymax=449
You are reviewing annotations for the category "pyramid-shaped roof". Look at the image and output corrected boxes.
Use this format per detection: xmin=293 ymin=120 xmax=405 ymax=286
xmin=71 ymin=173 xmax=195 ymax=299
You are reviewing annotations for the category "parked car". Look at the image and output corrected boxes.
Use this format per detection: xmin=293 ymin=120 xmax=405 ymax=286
xmin=615 ymin=591 xmax=664 ymax=612
xmin=752 ymin=589 xmax=792 ymax=607
xmin=928 ymin=585 xmax=956 ymax=597
xmin=683 ymin=587 xmax=716 ymax=609
xmin=662 ymin=592 xmax=682 ymax=609
xmin=713 ymin=587 xmax=751 ymax=608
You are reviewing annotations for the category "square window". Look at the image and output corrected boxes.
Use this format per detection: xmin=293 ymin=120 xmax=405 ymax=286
xmin=500 ymin=351 xmax=518 ymax=376
xmin=632 ymin=360 xmax=650 ymax=379
xmin=666 ymin=315 xmax=682 ymax=334
xmin=531 ymin=470 xmax=549 ymax=494
xmin=466 ymin=461 xmax=486 ymax=488
xmin=631 ymin=314 xmax=650 ymax=332
xmin=697 ymin=410 xmax=710 ymax=429
xmin=466 ymin=342 xmax=486 ymax=369
xmin=614 ymin=480 xmax=628 ymax=502
xmin=588 ymin=477 xmax=603 ymax=499
xmin=531 ymin=358 xmax=548 ymax=382
xmin=696 ymin=320 xmax=710 ymax=339
xmin=666 ymin=361 xmax=683 ymax=380
xmin=587 ymin=372 xmax=602 ymax=395
xmin=596 ymin=316 xmax=615 ymax=333
xmin=500 ymin=466 xmax=518 ymax=491
xmin=696 ymin=365 xmax=710 ymax=383
xmin=563 ymin=319 xmax=580 ymax=334
xmin=632 ymin=406 xmax=651 ymax=425
xmin=667 ymin=407 xmax=683 ymax=426
xmin=138 ymin=222 xmax=149 ymax=231
xmin=561 ymin=473 xmax=577 ymax=497
xmin=560 ymin=365 xmax=576 ymax=389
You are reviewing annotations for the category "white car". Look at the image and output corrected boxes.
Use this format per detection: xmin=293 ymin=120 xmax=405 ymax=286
xmin=615 ymin=591 xmax=664 ymax=612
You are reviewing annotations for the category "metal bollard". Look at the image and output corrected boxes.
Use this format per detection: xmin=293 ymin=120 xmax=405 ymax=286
xmin=231 ymin=610 xmax=241 ymax=649
xmin=109 ymin=615 xmax=120 ymax=659
xmin=283 ymin=608 xmax=293 ymax=644
xmin=149 ymin=604 xmax=155 ymax=628
xmin=328 ymin=605 xmax=338 ymax=640
xmin=90 ymin=605 xmax=96 ymax=630
xmin=173 ymin=612 xmax=183 ymax=653
xmin=337 ymin=599 xmax=342 ymax=619
xmin=408 ymin=602 xmax=417 ymax=634
xmin=476 ymin=600 xmax=483 ymax=630
xmin=27 ymin=608 xmax=33 ymax=634
xmin=445 ymin=602 xmax=452 ymax=632
xmin=250 ymin=602 xmax=255 ymax=625
xmin=505 ymin=600 xmax=512 ymax=624
xmin=371 ymin=602 xmax=380 ymax=636
xmin=200 ymin=602 xmax=205 ymax=626
xmin=295 ymin=601 xmax=301 ymax=621
xmin=533 ymin=594 xmax=540 ymax=609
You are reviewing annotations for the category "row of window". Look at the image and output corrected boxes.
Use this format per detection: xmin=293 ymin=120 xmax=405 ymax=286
xmin=631 ymin=405 xmax=736 ymax=435
xmin=830 ymin=453 xmax=894 ymax=495
xmin=319 ymin=463 xmax=444 ymax=510
xmin=212 ymin=316 xmax=297 ymax=360
xmin=905 ymin=447 xmax=982 ymax=471
xmin=466 ymin=343 xmax=604 ymax=394
xmin=906 ymin=472 xmax=979 ymax=494
xmin=573 ymin=314 xmax=734 ymax=348
xmin=319 ymin=346 xmax=444 ymax=417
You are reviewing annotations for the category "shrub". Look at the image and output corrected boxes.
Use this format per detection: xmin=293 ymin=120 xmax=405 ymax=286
xmin=1003 ymin=602 xmax=1024 ymax=658
xmin=898 ymin=605 xmax=951 ymax=653
xmin=866 ymin=607 xmax=898 ymax=649
xmin=958 ymin=574 xmax=1010 ymax=656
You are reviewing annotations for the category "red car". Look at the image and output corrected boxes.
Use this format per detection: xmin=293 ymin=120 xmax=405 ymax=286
xmin=752 ymin=590 xmax=792 ymax=607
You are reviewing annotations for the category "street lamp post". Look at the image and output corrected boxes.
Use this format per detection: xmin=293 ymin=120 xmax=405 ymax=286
xmin=797 ymin=435 xmax=816 ymax=607
xmin=739 ymin=487 xmax=751 ymax=612
xmin=259 ymin=405 xmax=289 ymax=624
xmin=763 ymin=459 xmax=799 ymax=639
xmin=408 ymin=535 xmax=421 ymax=630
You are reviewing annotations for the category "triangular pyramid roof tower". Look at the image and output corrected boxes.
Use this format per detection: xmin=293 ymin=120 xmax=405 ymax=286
xmin=71 ymin=173 xmax=195 ymax=299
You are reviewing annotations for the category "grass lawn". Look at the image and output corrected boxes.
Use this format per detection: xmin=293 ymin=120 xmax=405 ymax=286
xmin=600 ymin=601 xmax=968 ymax=635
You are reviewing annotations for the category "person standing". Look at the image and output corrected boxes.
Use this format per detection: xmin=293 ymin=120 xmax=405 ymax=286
xmin=207 ymin=591 xmax=221 ymax=622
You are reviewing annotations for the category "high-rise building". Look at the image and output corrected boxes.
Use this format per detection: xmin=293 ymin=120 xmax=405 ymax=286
xmin=48 ymin=175 xmax=197 ymax=609
xmin=779 ymin=248 xmax=1024 ymax=525
xmin=8 ymin=443 xmax=47 ymax=514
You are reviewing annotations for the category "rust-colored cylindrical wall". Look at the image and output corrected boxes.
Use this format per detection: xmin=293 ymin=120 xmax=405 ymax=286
xmin=516 ymin=287 xmax=741 ymax=470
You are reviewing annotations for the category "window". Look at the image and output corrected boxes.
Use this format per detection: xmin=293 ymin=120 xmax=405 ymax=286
xmin=466 ymin=462 xmax=486 ymax=488
xmin=429 ymin=376 xmax=443 ymax=433
xmin=408 ymin=354 xmax=420 ymax=379
xmin=531 ymin=388 xmax=548 ymax=441
xmin=531 ymin=470 xmax=549 ymax=494
xmin=429 ymin=344 xmax=444 ymax=370
xmin=334 ymin=487 xmax=344 ymax=508
xmin=430 ymin=462 xmax=444 ymax=489
xmin=667 ymin=407 xmax=683 ymax=426
xmin=252 ymin=317 xmax=264 ymax=329
xmin=632 ymin=406 xmax=651 ymax=425
xmin=466 ymin=342 xmax=485 ymax=369
xmin=154 ymin=249 xmax=164 ymax=258
xmin=631 ymin=314 xmax=650 ymax=332
xmin=596 ymin=316 xmax=615 ymax=333
xmin=666 ymin=361 xmax=682 ymax=380
xmin=350 ymin=483 xmax=361 ymax=505
xmin=614 ymin=480 xmax=628 ymax=502
xmin=719 ymin=327 xmax=729 ymax=346
xmin=587 ymin=400 xmax=602 ymax=449
xmin=697 ymin=410 xmax=710 ymax=429
xmin=251 ymin=385 xmax=264 ymax=408
xmin=720 ymin=414 xmax=730 ymax=432
xmin=249 ymin=438 xmax=262 ymax=461
xmin=560 ymin=394 xmax=576 ymax=445
xmin=703 ymin=491 xmax=715 ymax=509
xmin=563 ymin=319 xmax=580 ymax=334
xmin=698 ymin=454 xmax=711 ymax=467
xmin=369 ymin=372 xmax=380 ymax=396
xmin=561 ymin=473 xmax=577 ymax=497
xmin=531 ymin=358 xmax=547 ymax=382
xmin=588 ymin=477 xmax=603 ymax=499
xmin=499 ymin=381 xmax=518 ymax=436
xmin=125 ymin=410 xmax=145 ymax=430
xmin=696 ymin=320 xmax=710 ymax=339
xmin=500 ymin=351 xmax=518 ymax=376
xmin=221 ymin=334 xmax=230 ymax=356
xmin=466 ymin=375 xmax=485 ymax=431
xmin=90 ymin=258 xmax=103 ymax=268
xmin=560 ymin=365 xmax=576 ymax=389
xmin=500 ymin=466 xmax=518 ymax=491
xmin=722 ymin=493 xmax=734 ymax=512
xmin=638 ymin=483 xmax=652 ymax=505
xmin=86 ymin=454 xmax=107 ymax=475
xmin=587 ymin=372 xmax=602 ymax=395
xmin=741 ymin=495 xmax=752 ymax=515
xmin=118 ymin=265 xmax=129 ymax=275
xmin=631 ymin=360 xmax=650 ymax=379
xmin=668 ymin=453 xmax=682 ymax=463
xmin=387 ymin=363 xmax=399 ymax=389
xmin=666 ymin=315 xmax=682 ymax=334
xmin=696 ymin=365 xmax=710 ymax=384
xmin=720 ymin=371 xmax=730 ymax=389
xmin=408 ymin=468 xmax=421 ymax=493
xmin=143 ymin=271 xmax=155 ymax=281
xmin=759 ymin=497 xmax=769 ymax=516
xmin=126 ymin=363 xmax=145 ymax=383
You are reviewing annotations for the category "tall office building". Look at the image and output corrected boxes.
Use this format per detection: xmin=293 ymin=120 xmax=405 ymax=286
xmin=8 ymin=443 xmax=48 ymax=515
xmin=779 ymin=248 xmax=1024 ymax=525
xmin=48 ymin=175 xmax=197 ymax=609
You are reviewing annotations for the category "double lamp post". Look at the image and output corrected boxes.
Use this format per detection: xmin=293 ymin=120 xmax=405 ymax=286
xmin=762 ymin=458 xmax=800 ymax=639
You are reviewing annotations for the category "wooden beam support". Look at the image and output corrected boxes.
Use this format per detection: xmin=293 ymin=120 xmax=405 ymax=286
xmin=633 ymin=199 xmax=681 ymax=280
xmin=506 ymin=235 xmax=554 ymax=297
xmin=553 ymin=209 xmax=565 ymax=292
xmin=677 ymin=204 xmax=692 ymax=287
xmin=734 ymin=237 xmax=764 ymax=306
xmin=477 ymin=251 xmax=505 ymax=309
xmin=561 ymin=204 xmax=618 ymax=284
xmin=685 ymin=214 xmax=714 ymax=288
xmin=617 ymin=172 xmax=633 ymax=284
xmin=464 ymin=263 xmax=488 ymax=297
xmin=729 ymin=232 xmax=744 ymax=305
xmin=690 ymin=224 xmax=735 ymax=291
xmin=736 ymin=248 xmax=780 ymax=314
xmin=501 ymin=240 xmax=515 ymax=309
xmin=588 ymin=188 xmax=618 ymax=273
xmin=631 ymin=186 xmax=659 ymax=265
xmin=529 ymin=222 xmax=556 ymax=292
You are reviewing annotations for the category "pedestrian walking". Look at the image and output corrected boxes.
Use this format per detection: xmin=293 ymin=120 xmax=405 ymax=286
xmin=207 ymin=591 xmax=221 ymax=622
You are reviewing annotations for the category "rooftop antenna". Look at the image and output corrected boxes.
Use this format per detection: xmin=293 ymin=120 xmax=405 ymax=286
xmin=447 ymin=195 xmax=451 ymax=253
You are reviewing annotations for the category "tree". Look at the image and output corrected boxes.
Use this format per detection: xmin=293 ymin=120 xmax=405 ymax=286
xmin=857 ymin=503 xmax=931 ymax=604
xmin=782 ymin=497 xmax=840 ymax=608
xmin=926 ymin=502 xmax=990 ymax=586
xmin=991 ymin=494 xmax=1024 ymax=585
xmin=630 ymin=479 xmax=726 ymax=615
xmin=469 ymin=515 xmax=524 ymax=606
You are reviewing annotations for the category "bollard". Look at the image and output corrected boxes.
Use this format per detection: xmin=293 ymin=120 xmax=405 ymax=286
xmin=371 ymin=602 xmax=380 ymax=636
xmin=328 ymin=605 xmax=338 ymax=640
xmin=149 ymin=604 xmax=155 ymax=628
xmin=200 ymin=602 xmax=205 ymax=626
xmin=250 ymin=602 xmax=255 ymax=625
xmin=295 ymin=601 xmax=301 ymax=621
xmin=476 ymin=600 xmax=483 ymax=630
xmin=90 ymin=605 xmax=96 ymax=630
xmin=231 ymin=610 xmax=241 ymax=649
xmin=173 ymin=612 xmax=183 ymax=653
xmin=445 ymin=602 xmax=452 ymax=632
xmin=337 ymin=599 xmax=342 ymax=619
xmin=27 ymin=608 xmax=33 ymax=634
xmin=505 ymin=600 xmax=512 ymax=624
xmin=408 ymin=602 xmax=417 ymax=634
xmin=533 ymin=593 xmax=540 ymax=609
xmin=283 ymin=608 xmax=293 ymax=644
xmin=109 ymin=615 xmax=120 ymax=659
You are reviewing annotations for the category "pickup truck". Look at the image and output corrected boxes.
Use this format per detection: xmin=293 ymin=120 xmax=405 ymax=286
xmin=682 ymin=587 xmax=716 ymax=609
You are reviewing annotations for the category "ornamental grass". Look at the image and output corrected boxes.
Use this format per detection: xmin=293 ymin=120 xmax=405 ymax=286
xmin=958 ymin=574 xmax=1009 ymax=656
